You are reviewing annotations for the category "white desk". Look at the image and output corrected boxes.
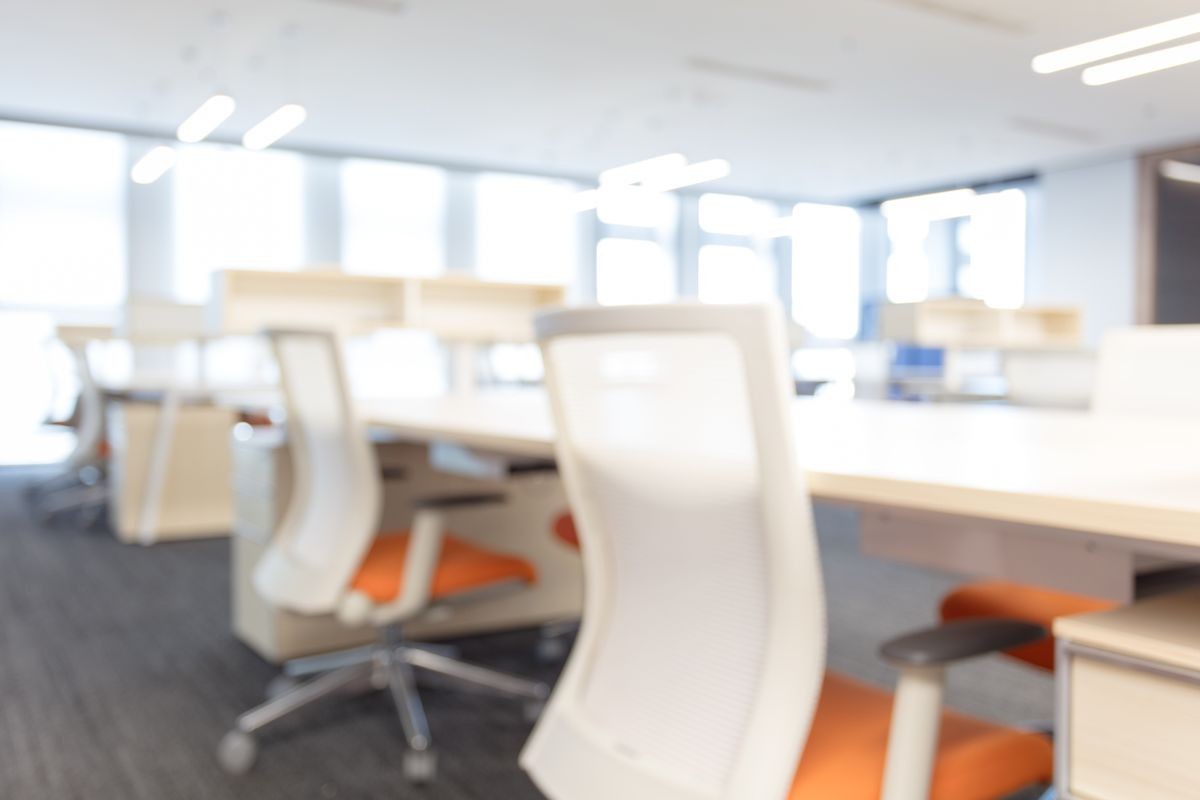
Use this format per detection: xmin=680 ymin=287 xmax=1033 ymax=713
xmin=358 ymin=391 xmax=554 ymax=459
xmin=360 ymin=391 xmax=1200 ymax=543
xmin=359 ymin=390 xmax=1200 ymax=600
xmin=228 ymin=388 xmax=1200 ymax=662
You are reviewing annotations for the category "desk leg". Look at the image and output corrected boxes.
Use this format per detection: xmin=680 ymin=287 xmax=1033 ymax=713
xmin=450 ymin=342 xmax=477 ymax=395
xmin=196 ymin=338 xmax=208 ymax=389
xmin=136 ymin=387 xmax=180 ymax=546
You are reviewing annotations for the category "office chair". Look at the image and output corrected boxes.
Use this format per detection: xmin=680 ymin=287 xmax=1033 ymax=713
xmin=534 ymin=512 xmax=582 ymax=662
xmin=522 ymin=303 xmax=1053 ymax=800
xmin=218 ymin=329 xmax=547 ymax=781
xmin=941 ymin=324 xmax=1200 ymax=671
xmin=27 ymin=339 xmax=109 ymax=526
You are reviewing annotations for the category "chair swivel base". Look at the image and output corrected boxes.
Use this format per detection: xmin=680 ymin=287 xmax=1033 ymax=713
xmin=217 ymin=634 xmax=549 ymax=782
xmin=26 ymin=466 xmax=108 ymax=529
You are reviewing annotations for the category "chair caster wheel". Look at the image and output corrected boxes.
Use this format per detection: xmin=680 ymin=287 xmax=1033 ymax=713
xmin=265 ymin=674 xmax=302 ymax=700
xmin=403 ymin=748 xmax=438 ymax=783
xmin=217 ymin=730 xmax=258 ymax=775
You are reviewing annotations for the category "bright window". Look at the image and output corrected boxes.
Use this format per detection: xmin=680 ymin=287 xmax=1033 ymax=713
xmin=791 ymin=203 xmax=861 ymax=339
xmin=174 ymin=145 xmax=305 ymax=302
xmin=595 ymin=238 xmax=675 ymax=305
xmin=487 ymin=342 xmax=543 ymax=385
xmin=883 ymin=187 xmax=1027 ymax=308
xmin=698 ymin=245 xmax=775 ymax=304
xmin=343 ymin=330 xmax=446 ymax=398
xmin=698 ymin=193 xmax=775 ymax=236
xmin=341 ymin=159 xmax=446 ymax=276
xmin=957 ymin=189 xmax=1026 ymax=309
xmin=596 ymin=186 xmax=678 ymax=228
xmin=0 ymin=121 xmax=127 ymax=308
xmin=476 ymin=172 xmax=578 ymax=285
xmin=885 ymin=216 xmax=932 ymax=304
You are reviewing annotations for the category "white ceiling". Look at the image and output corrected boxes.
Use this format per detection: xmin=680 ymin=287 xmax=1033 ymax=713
xmin=2 ymin=0 xmax=1200 ymax=202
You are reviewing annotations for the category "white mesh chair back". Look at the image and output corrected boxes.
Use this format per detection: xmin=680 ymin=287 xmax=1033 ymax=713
xmin=1093 ymin=325 xmax=1200 ymax=418
xmin=253 ymin=329 xmax=381 ymax=615
xmin=65 ymin=341 xmax=105 ymax=470
xmin=522 ymin=304 xmax=826 ymax=800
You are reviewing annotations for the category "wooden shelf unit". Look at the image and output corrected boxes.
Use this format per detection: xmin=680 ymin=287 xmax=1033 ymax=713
xmin=207 ymin=269 xmax=567 ymax=341
xmin=881 ymin=298 xmax=1083 ymax=350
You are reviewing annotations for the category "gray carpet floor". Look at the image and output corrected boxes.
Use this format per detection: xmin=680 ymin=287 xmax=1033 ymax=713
xmin=0 ymin=468 xmax=1051 ymax=799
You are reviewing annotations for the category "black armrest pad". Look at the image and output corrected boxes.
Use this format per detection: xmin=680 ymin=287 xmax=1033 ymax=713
xmin=413 ymin=493 xmax=507 ymax=510
xmin=880 ymin=619 xmax=1046 ymax=667
xmin=506 ymin=459 xmax=558 ymax=475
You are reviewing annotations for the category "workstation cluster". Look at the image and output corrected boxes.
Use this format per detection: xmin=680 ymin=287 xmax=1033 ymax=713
xmin=5 ymin=3 xmax=1200 ymax=799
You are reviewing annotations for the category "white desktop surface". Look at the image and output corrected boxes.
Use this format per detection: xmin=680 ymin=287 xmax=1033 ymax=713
xmin=359 ymin=390 xmax=554 ymax=459
xmin=359 ymin=390 xmax=1200 ymax=550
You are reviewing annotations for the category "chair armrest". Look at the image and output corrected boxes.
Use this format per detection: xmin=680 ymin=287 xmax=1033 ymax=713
xmin=360 ymin=493 xmax=508 ymax=626
xmin=412 ymin=492 xmax=506 ymax=510
xmin=878 ymin=619 xmax=1045 ymax=799
xmin=880 ymin=619 xmax=1046 ymax=668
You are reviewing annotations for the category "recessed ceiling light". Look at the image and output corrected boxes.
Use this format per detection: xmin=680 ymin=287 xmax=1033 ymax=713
xmin=130 ymin=146 xmax=177 ymax=185
xmin=880 ymin=188 xmax=976 ymax=220
xmin=1159 ymin=159 xmax=1200 ymax=184
xmin=242 ymin=104 xmax=308 ymax=150
xmin=1032 ymin=12 xmax=1200 ymax=74
xmin=177 ymin=94 xmax=236 ymax=143
xmin=1081 ymin=39 xmax=1200 ymax=85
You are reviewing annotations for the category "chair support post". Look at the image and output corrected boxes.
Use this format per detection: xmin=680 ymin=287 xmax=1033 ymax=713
xmin=881 ymin=664 xmax=945 ymax=800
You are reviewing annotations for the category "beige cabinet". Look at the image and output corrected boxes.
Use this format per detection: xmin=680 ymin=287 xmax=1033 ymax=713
xmin=107 ymin=401 xmax=236 ymax=542
xmin=1055 ymin=588 xmax=1200 ymax=800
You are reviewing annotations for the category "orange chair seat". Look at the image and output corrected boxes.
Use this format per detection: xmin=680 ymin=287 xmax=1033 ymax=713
xmin=941 ymin=580 xmax=1115 ymax=670
xmin=552 ymin=513 xmax=580 ymax=549
xmin=351 ymin=532 xmax=537 ymax=604
xmin=791 ymin=672 xmax=1052 ymax=799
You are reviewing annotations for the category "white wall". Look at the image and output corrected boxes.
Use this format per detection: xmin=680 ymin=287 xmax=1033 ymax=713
xmin=1027 ymin=158 xmax=1139 ymax=345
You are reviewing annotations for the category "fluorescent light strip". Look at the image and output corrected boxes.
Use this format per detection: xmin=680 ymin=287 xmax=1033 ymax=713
xmin=572 ymin=157 xmax=731 ymax=212
xmin=641 ymin=158 xmax=731 ymax=192
xmin=599 ymin=153 xmax=686 ymax=187
xmin=1160 ymin=159 xmax=1200 ymax=184
xmin=880 ymin=188 xmax=976 ymax=220
xmin=1082 ymin=39 xmax=1200 ymax=85
xmin=177 ymin=94 xmax=236 ymax=143
xmin=568 ymin=188 xmax=601 ymax=212
xmin=242 ymin=104 xmax=308 ymax=150
xmin=1032 ymin=12 xmax=1200 ymax=74
xmin=130 ymin=146 xmax=177 ymax=185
